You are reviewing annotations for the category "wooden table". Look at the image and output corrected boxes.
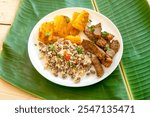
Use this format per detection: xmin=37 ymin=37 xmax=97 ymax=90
xmin=0 ymin=0 xmax=150 ymax=100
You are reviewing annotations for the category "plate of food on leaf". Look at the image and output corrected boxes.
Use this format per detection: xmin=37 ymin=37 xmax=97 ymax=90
xmin=28 ymin=8 xmax=123 ymax=87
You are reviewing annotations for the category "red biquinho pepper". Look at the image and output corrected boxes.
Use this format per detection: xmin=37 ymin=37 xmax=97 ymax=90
xmin=64 ymin=51 xmax=71 ymax=61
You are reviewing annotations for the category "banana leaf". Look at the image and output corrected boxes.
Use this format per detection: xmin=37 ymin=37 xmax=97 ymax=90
xmin=94 ymin=0 xmax=150 ymax=99
xmin=0 ymin=0 xmax=149 ymax=99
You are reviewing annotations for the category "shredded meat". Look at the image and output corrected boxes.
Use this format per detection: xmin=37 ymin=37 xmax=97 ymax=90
xmin=82 ymin=40 xmax=105 ymax=60
xmin=91 ymin=56 xmax=104 ymax=77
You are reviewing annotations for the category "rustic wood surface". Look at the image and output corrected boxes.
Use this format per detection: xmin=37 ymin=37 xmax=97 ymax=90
xmin=0 ymin=0 xmax=150 ymax=100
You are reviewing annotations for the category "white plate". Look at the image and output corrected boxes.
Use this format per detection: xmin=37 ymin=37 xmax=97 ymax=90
xmin=28 ymin=8 xmax=123 ymax=87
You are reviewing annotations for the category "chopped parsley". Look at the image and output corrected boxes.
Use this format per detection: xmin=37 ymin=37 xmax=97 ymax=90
xmin=67 ymin=61 xmax=71 ymax=66
xmin=105 ymin=44 xmax=110 ymax=51
xmin=91 ymin=40 xmax=96 ymax=44
xmin=102 ymin=31 xmax=109 ymax=38
xmin=57 ymin=54 xmax=63 ymax=59
xmin=106 ymin=46 xmax=110 ymax=51
xmin=88 ymin=26 xmax=95 ymax=33
xmin=45 ymin=32 xmax=51 ymax=37
xmin=88 ymin=19 xmax=92 ymax=23
xmin=65 ymin=16 xmax=70 ymax=23
xmin=76 ymin=47 xmax=83 ymax=54
xmin=71 ymin=63 xmax=76 ymax=68
xmin=48 ymin=44 xmax=55 ymax=51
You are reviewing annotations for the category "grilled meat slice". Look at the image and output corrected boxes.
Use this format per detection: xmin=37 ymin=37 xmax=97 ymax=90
xmin=82 ymin=40 xmax=105 ymax=60
xmin=101 ymin=54 xmax=112 ymax=67
xmin=106 ymin=49 xmax=115 ymax=58
xmin=96 ymin=38 xmax=107 ymax=48
xmin=93 ymin=23 xmax=102 ymax=38
xmin=102 ymin=31 xmax=114 ymax=41
xmin=110 ymin=40 xmax=120 ymax=53
xmin=91 ymin=56 xmax=104 ymax=77
xmin=106 ymin=33 xmax=114 ymax=41
xmin=84 ymin=23 xmax=102 ymax=41
xmin=84 ymin=29 xmax=95 ymax=41
xmin=96 ymin=38 xmax=115 ymax=58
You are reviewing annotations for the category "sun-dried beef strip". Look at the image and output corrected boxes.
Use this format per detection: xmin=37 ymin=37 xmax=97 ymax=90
xmin=82 ymin=40 xmax=105 ymax=60
xmin=110 ymin=40 xmax=120 ymax=53
xmin=96 ymin=38 xmax=107 ymax=48
xmin=84 ymin=23 xmax=102 ymax=42
xmin=91 ymin=56 xmax=104 ymax=77
xmin=101 ymin=54 xmax=112 ymax=67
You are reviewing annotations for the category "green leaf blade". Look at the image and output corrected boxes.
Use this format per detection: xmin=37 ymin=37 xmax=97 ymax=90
xmin=95 ymin=0 xmax=150 ymax=99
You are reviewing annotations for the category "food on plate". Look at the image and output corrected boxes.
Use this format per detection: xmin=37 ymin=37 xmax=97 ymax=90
xmin=37 ymin=10 xmax=120 ymax=83
xmin=65 ymin=35 xmax=81 ymax=44
xmin=81 ymin=40 xmax=105 ymax=60
xmin=72 ymin=10 xmax=89 ymax=31
xmin=102 ymin=31 xmax=114 ymax=41
xmin=91 ymin=56 xmax=104 ymax=77
xmin=106 ymin=49 xmax=115 ymax=58
xmin=54 ymin=15 xmax=69 ymax=37
xmin=101 ymin=54 xmax=113 ymax=67
xmin=38 ymin=39 xmax=92 ymax=83
xmin=67 ymin=12 xmax=80 ymax=36
xmin=38 ymin=22 xmax=56 ymax=44
xmin=67 ymin=22 xmax=79 ymax=36
xmin=96 ymin=38 xmax=107 ymax=48
xmin=84 ymin=23 xmax=102 ymax=41
xmin=83 ymin=22 xmax=120 ymax=68
xmin=38 ymin=10 xmax=89 ymax=45
xmin=72 ymin=12 xmax=80 ymax=22
xmin=110 ymin=40 xmax=120 ymax=53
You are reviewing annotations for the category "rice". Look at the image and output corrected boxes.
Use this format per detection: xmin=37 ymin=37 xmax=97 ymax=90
xmin=38 ymin=39 xmax=93 ymax=83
